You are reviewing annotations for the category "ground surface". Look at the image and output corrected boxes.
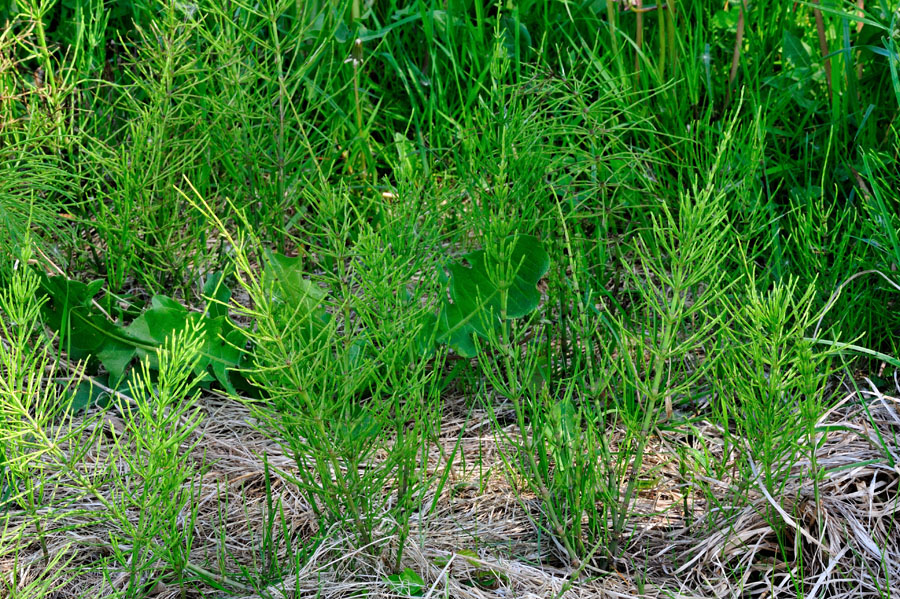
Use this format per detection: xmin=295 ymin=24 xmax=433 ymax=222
xmin=6 ymin=379 xmax=899 ymax=598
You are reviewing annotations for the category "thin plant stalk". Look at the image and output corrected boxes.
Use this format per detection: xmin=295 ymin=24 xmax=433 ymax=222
xmin=727 ymin=0 xmax=747 ymax=105
xmin=813 ymin=0 xmax=833 ymax=97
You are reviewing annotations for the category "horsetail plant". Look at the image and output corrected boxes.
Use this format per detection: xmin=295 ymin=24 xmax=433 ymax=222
xmin=0 ymin=249 xmax=80 ymax=565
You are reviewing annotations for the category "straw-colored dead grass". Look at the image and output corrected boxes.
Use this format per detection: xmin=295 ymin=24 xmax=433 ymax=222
xmin=3 ymin=381 xmax=900 ymax=598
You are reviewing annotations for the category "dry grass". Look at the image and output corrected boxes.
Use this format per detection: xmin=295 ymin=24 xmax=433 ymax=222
xmin=3 ymin=380 xmax=900 ymax=598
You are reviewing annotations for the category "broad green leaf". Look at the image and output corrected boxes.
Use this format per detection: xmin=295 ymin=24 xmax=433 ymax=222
xmin=384 ymin=568 xmax=425 ymax=597
xmin=262 ymin=250 xmax=330 ymax=344
xmin=782 ymin=30 xmax=812 ymax=70
xmin=62 ymin=377 xmax=109 ymax=413
xmin=711 ymin=9 xmax=740 ymax=31
xmin=125 ymin=295 xmax=190 ymax=345
xmin=456 ymin=548 xmax=482 ymax=566
xmin=437 ymin=303 xmax=479 ymax=357
xmin=38 ymin=273 xmax=146 ymax=363
xmin=202 ymin=271 xmax=231 ymax=320
xmin=96 ymin=341 xmax=136 ymax=384
xmin=262 ymin=250 xmax=326 ymax=307
xmin=433 ymin=235 xmax=549 ymax=357
xmin=201 ymin=317 xmax=247 ymax=394
xmin=37 ymin=271 xmax=246 ymax=392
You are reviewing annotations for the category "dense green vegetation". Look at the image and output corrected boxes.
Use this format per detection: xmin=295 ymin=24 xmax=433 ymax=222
xmin=2 ymin=0 xmax=900 ymax=597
